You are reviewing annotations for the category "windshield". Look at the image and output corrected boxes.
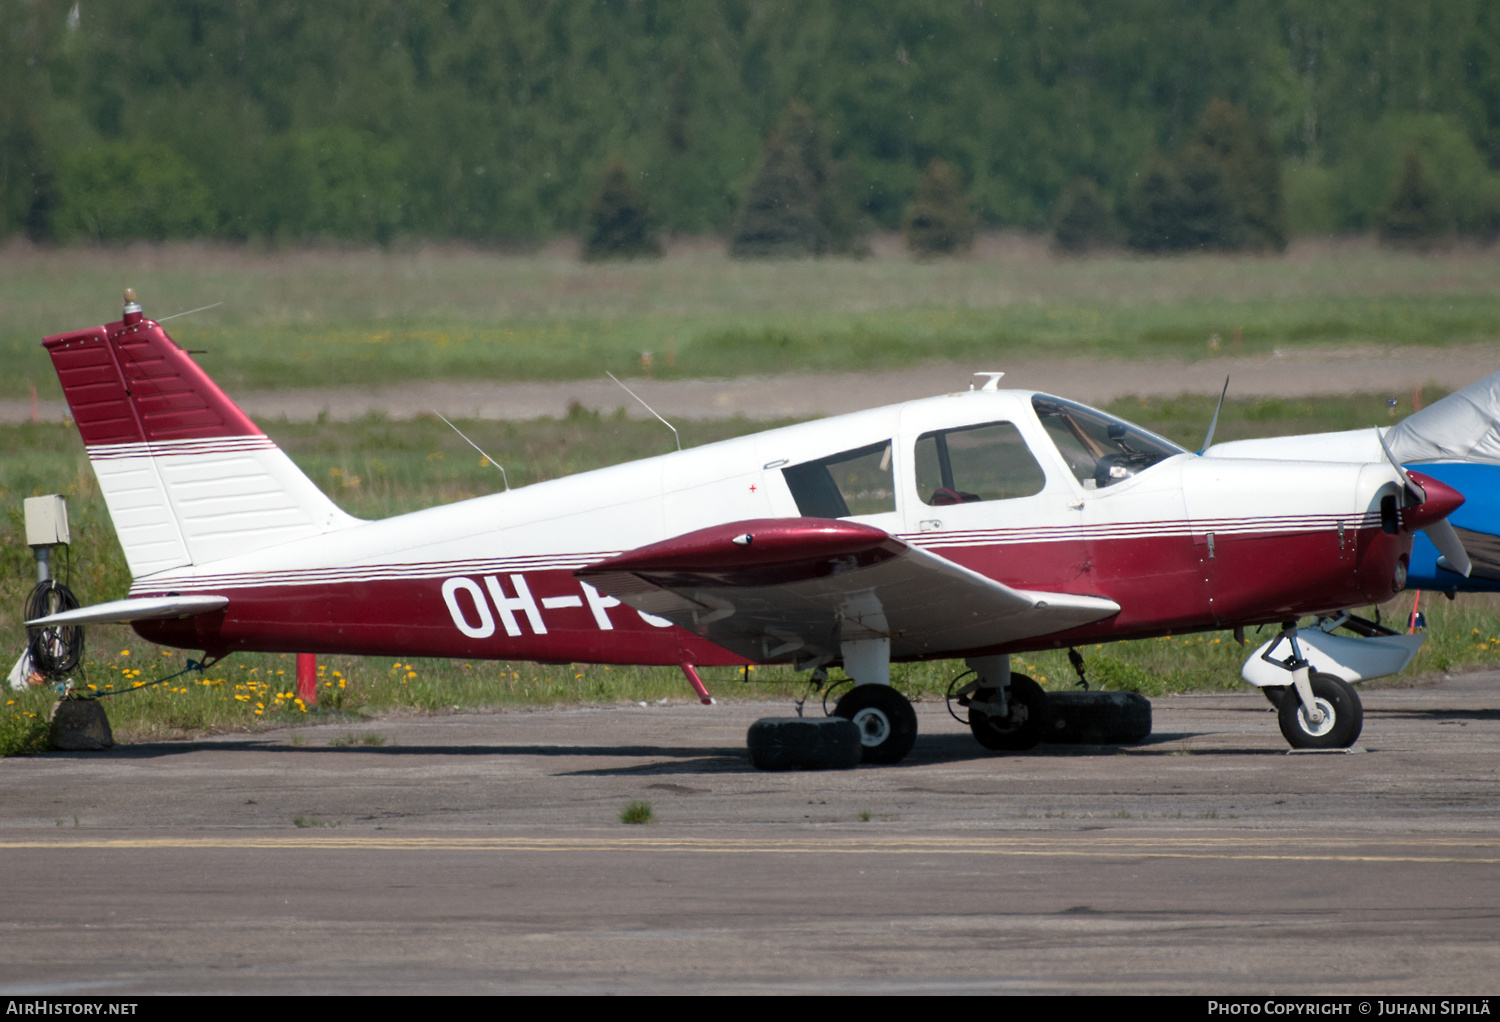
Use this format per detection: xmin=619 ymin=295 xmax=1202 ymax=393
xmin=1031 ymin=394 xmax=1185 ymax=489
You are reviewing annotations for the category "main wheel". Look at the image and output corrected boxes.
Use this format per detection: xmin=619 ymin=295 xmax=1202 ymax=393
xmin=1277 ymin=672 xmax=1363 ymax=749
xmin=832 ymin=685 xmax=918 ymax=765
xmin=969 ymin=673 xmax=1050 ymax=752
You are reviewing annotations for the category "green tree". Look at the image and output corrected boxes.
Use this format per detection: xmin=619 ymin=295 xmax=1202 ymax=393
xmin=1125 ymin=155 xmax=1188 ymax=253
xmin=1051 ymin=178 xmax=1118 ymax=253
xmin=0 ymin=0 xmax=64 ymax=240
xmin=582 ymin=158 xmax=662 ymax=260
xmin=256 ymin=129 xmax=404 ymax=245
xmin=730 ymin=132 xmax=821 ymax=258
xmin=1335 ymin=114 xmax=1500 ymax=238
xmin=903 ymin=158 xmax=975 ymax=256
xmin=15 ymin=1 xmax=1500 ymax=246
xmin=1379 ymin=149 xmax=1443 ymax=248
xmin=1175 ymin=144 xmax=1243 ymax=250
xmin=779 ymin=100 xmax=867 ymax=256
xmin=1193 ymin=99 xmax=1286 ymax=251
xmin=51 ymin=142 xmax=215 ymax=241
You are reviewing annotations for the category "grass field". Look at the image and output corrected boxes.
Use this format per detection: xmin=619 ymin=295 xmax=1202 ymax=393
xmin=4 ymin=389 xmax=1498 ymax=749
xmin=5 ymin=236 xmax=1500 ymax=400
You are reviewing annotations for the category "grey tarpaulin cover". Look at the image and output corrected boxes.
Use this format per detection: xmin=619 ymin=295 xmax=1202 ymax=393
xmin=1386 ymin=372 xmax=1500 ymax=465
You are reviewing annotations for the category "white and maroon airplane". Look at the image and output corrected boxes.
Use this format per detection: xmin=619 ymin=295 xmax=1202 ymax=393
xmin=28 ymin=293 xmax=1468 ymax=762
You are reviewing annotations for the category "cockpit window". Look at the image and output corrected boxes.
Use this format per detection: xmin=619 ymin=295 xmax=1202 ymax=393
xmin=782 ymin=440 xmax=896 ymax=517
xmin=1031 ymin=394 xmax=1185 ymax=489
xmin=914 ymin=421 xmax=1046 ymax=506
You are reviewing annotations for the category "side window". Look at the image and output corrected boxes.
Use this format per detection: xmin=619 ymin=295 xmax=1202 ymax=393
xmin=914 ymin=421 xmax=1046 ymax=506
xmin=782 ymin=441 xmax=895 ymax=517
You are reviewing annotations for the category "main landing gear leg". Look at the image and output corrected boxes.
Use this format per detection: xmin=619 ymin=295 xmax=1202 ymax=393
xmin=832 ymin=638 xmax=916 ymax=765
xmin=961 ymin=655 xmax=1050 ymax=752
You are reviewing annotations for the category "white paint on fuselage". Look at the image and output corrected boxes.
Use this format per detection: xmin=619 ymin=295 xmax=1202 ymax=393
xmin=129 ymin=391 xmax=1405 ymax=591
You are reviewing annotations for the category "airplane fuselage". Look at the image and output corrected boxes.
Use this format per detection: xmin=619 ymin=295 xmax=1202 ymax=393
xmin=128 ymin=390 xmax=1417 ymax=666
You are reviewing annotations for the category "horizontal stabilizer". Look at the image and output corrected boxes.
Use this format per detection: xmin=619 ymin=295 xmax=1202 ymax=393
xmin=26 ymin=595 xmax=228 ymax=628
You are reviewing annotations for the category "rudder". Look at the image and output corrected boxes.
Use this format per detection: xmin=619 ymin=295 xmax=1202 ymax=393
xmin=43 ymin=292 xmax=359 ymax=579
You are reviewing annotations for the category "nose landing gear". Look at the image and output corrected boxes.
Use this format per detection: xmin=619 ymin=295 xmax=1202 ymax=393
xmin=1259 ymin=624 xmax=1365 ymax=749
xmin=1279 ymin=671 xmax=1363 ymax=749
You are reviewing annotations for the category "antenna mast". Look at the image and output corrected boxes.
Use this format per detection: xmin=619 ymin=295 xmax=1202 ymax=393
xmin=606 ymin=371 xmax=681 ymax=451
xmin=432 ymin=411 xmax=510 ymax=491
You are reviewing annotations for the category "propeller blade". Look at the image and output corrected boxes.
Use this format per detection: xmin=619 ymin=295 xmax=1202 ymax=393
xmin=1425 ymin=519 xmax=1473 ymax=578
xmin=1198 ymin=375 xmax=1230 ymax=455
xmin=1375 ymin=427 xmax=1425 ymax=504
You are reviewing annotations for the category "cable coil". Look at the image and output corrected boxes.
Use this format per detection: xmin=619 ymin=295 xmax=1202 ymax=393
xmin=25 ymin=579 xmax=83 ymax=679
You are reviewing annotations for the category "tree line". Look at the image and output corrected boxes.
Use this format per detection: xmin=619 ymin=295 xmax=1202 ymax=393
xmin=3 ymin=0 xmax=1499 ymax=252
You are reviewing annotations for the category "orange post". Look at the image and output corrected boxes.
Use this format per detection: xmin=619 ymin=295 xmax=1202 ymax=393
xmin=296 ymin=653 xmax=318 ymax=705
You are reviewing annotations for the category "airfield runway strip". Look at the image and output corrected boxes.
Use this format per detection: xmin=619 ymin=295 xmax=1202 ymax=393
xmin=6 ymin=686 xmax=1500 ymax=993
xmin=8 ymin=834 xmax=1500 ymax=864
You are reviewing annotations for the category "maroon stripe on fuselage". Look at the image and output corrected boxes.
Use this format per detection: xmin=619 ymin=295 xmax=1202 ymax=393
xmin=131 ymin=569 xmax=750 ymax=666
xmin=129 ymin=526 xmax=1411 ymax=664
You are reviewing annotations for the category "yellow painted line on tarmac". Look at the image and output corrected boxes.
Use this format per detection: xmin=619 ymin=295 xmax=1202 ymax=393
xmin=2 ymin=835 xmax=1499 ymax=864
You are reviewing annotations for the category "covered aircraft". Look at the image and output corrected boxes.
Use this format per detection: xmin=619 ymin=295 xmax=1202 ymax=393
xmin=26 ymin=294 xmax=1469 ymax=762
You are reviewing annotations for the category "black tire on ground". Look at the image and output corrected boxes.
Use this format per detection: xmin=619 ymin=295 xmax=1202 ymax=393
xmin=832 ymin=685 xmax=919 ymax=765
xmin=1277 ymin=671 xmax=1363 ymax=749
xmin=1261 ymin=685 xmax=1287 ymax=709
xmin=969 ymin=673 xmax=1050 ymax=752
xmin=1044 ymin=691 xmax=1152 ymax=744
xmin=746 ymin=717 xmax=863 ymax=771
xmin=1329 ymin=674 xmax=1364 ymax=736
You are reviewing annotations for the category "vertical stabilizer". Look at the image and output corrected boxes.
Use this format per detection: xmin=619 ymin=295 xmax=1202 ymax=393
xmin=43 ymin=294 xmax=359 ymax=579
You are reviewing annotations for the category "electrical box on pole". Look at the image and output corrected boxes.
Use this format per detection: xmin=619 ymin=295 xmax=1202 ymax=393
xmin=24 ymin=495 xmax=70 ymax=583
xmin=25 ymin=494 xmax=70 ymax=546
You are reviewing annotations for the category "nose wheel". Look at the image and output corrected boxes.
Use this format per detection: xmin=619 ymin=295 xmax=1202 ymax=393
xmin=1278 ymin=672 xmax=1363 ymax=749
xmin=832 ymin=685 xmax=918 ymax=764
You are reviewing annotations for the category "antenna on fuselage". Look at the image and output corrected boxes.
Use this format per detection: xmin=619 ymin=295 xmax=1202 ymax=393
xmin=606 ymin=371 xmax=681 ymax=451
xmin=972 ymin=372 xmax=1005 ymax=391
xmin=432 ymin=410 xmax=510 ymax=491
xmin=1198 ymin=375 xmax=1231 ymax=455
xmin=157 ymin=301 xmax=224 ymax=322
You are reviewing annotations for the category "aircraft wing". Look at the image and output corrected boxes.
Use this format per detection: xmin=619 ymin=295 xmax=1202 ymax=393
xmin=576 ymin=518 xmax=1120 ymax=663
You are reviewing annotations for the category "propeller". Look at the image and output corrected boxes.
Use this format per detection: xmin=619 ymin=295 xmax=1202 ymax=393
xmin=1427 ymin=518 xmax=1473 ymax=578
xmin=1376 ymin=428 xmax=1472 ymax=577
